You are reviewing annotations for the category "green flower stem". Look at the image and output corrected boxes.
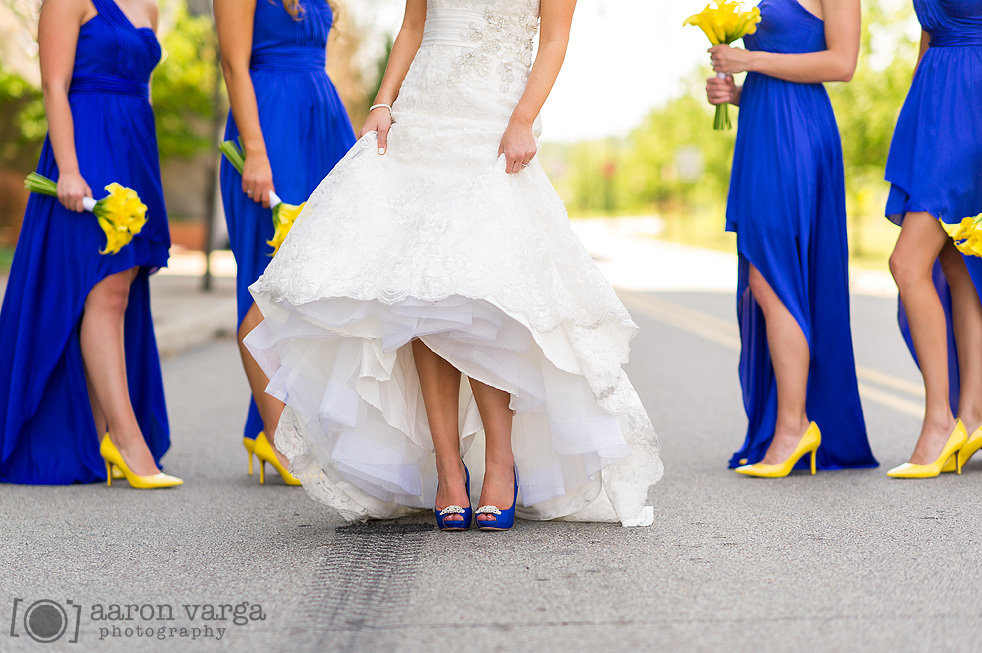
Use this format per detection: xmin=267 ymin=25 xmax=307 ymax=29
xmin=219 ymin=140 xmax=246 ymax=175
xmin=714 ymin=104 xmax=732 ymax=131
xmin=24 ymin=172 xmax=58 ymax=196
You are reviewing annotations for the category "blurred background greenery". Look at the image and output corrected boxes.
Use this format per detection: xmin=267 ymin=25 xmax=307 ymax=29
xmin=0 ymin=0 xmax=919 ymax=272
xmin=543 ymin=1 xmax=920 ymax=271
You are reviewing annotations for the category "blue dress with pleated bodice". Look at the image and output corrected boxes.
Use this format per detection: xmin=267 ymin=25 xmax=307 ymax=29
xmin=220 ymin=0 xmax=355 ymax=443
xmin=725 ymin=0 xmax=877 ymax=469
xmin=886 ymin=0 xmax=982 ymax=412
xmin=0 ymin=0 xmax=170 ymax=484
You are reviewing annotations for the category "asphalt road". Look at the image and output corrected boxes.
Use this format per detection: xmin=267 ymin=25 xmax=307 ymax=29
xmin=3 ymin=289 xmax=981 ymax=653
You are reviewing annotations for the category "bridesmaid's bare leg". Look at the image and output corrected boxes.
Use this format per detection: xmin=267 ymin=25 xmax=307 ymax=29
xmin=938 ymin=241 xmax=982 ymax=434
xmin=468 ymin=378 xmax=515 ymax=522
xmin=889 ymin=211 xmax=957 ymax=463
xmin=85 ymin=367 xmax=107 ymax=438
xmin=80 ymin=267 xmax=159 ymax=475
xmin=412 ymin=339 xmax=467 ymax=522
xmin=238 ymin=302 xmax=288 ymax=467
xmin=747 ymin=264 xmax=811 ymax=464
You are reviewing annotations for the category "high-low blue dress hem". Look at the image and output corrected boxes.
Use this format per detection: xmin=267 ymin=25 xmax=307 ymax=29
xmin=0 ymin=0 xmax=170 ymax=485
xmin=725 ymin=0 xmax=877 ymax=470
xmin=885 ymin=0 xmax=982 ymax=412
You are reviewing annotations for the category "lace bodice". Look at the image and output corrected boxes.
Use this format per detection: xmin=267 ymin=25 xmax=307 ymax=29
xmin=429 ymin=0 xmax=539 ymax=91
xmin=392 ymin=0 xmax=541 ymax=124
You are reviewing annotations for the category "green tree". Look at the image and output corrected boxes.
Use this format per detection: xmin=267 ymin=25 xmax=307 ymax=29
xmin=151 ymin=3 xmax=221 ymax=159
xmin=0 ymin=65 xmax=45 ymax=170
xmin=829 ymin=2 xmax=918 ymax=257
xmin=548 ymin=3 xmax=919 ymax=262
xmin=553 ymin=84 xmax=736 ymax=223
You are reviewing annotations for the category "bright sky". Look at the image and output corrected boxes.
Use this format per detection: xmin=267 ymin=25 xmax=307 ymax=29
xmin=351 ymin=0 xmax=716 ymax=142
xmin=544 ymin=0 xmax=716 ymax=142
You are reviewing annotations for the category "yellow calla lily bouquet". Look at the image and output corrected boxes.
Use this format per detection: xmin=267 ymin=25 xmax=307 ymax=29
xmin=684 ymin=1 xmax=762 ymax=130
xmin=942 ymin=215 xmax=982 ymax=258
xmin=24 ymin=173 xmax=147 ymax=255
xmin=220 ymin=140 xmax=304 ymax=257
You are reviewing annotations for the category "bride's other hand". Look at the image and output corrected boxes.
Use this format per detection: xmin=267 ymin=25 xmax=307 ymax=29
xmin=706 ymin=74 xmax=740 ymax=107
xmin=499 ymin=119 xmax=536 ymax=175
xmin=709 ymin=44 xmax=753 ymax=75
xmin=360 ymin=107 xmax=393 ymax=155
xmin=499 ymin=0 xmax=573 ymax=174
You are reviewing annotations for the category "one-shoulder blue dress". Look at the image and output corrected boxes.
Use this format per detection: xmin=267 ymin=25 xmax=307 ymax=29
xmin=725 ymin=0 xmax=877 ymax=470
xmin=885 ymin=0 xmax=982 ymax=411
xmin=220 ymin=0 xmax=355 ymax=443
xmin=0 ymin=0 xmax=171 ymax=485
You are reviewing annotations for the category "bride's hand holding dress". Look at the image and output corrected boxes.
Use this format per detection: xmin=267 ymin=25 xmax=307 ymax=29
xmin=360 ymin=108 xmax=393 ymax=155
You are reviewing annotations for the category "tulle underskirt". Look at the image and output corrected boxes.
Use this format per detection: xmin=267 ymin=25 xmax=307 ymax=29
xmin=245 ymin=293 xmax=659 ymax=526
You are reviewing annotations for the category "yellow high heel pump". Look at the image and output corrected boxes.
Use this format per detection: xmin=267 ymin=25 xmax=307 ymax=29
xmin=735 ymin=422 xmax=821 ymax=478
xmin=244 ymin=435 xmax=258 ymax=475
xmin=100 ymin=436 xmax=183 ymax=489
xmin=104 ymin=434 xmax=125 ymax=480
xmin=941 ymin=423 xmax=981 ymax=473
xmin=253 ymin=431 xmax=301 ymax=486
xmin=888 ymin=420 xmax=968 ymax=478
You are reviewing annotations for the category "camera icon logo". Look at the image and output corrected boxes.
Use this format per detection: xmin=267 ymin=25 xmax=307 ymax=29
xmin=9 ymin=598 xmax=81 ymax=644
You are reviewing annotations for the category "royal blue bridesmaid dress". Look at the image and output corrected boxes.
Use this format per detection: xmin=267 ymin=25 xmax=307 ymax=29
xmin=725 ymin=0 xmax=877 ymax=469
xmin=220 ymin=0 xmax=355 ymax=443
xmin=885 ymin=0 xmax=982 ymax=410
xmin=0 ymin=0 xmax=171 ymax=484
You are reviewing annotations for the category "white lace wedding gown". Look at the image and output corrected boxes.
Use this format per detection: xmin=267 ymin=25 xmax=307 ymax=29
xmin=245 ymin=0 xmax=663 ymax=527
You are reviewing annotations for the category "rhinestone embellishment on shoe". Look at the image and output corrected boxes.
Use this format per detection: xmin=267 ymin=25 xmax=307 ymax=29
xmin=476 ymin=506 xmax=502 ymax=516
xmin=438 ymin=505 xmax=466 ymax=516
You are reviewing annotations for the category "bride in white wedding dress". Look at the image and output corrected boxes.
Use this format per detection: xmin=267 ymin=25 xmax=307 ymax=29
xmin=245 ymin=0 xmax=663 ymax=528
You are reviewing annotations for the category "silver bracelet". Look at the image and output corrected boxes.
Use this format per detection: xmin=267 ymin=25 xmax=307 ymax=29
xmin=369 ymin=103 xmax=392 ymax=113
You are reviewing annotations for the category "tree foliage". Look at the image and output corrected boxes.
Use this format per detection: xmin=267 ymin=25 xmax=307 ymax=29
xmin=150 ymin=3 xmax=220 ymax=159
xmin=548 ymin=2 xmax=920 ymax=248
xmin=0 ymin=64 xmax=44 ymax=169
xmin=829 ymin=3 xmax=919 ymax=195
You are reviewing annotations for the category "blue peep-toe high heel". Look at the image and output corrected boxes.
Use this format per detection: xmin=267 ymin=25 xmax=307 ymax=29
xmin=476 ymin=468 xmax=518 ymax=531
xmin=434 ymin=464 xmax=472 ymax=531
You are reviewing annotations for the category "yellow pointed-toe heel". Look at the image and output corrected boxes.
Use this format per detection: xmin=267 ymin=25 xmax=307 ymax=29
xmin=941 ymin=424 xmax=982 ymax=473
xmin=244 ymin=435 xmax=259 ymax=475
xmin=253 ymin=431 xmax=301 ymax=486
xmin=100 ymin=436 xmax=183 ymax=489
xmin=104 ymin=434 xmax=125 ymax=479
xmin=888 ymin=420 xmax=968 ymax=479
xmin=958 ymin=424 xmax=982 ymax=469
xmin=735 ymin=422 xmax=822 ymax=478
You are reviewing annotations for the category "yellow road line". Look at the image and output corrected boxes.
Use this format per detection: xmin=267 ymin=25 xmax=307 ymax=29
xmin=620 ymin=292 xmax=924 ymax=419
xmin=855 ymin=366 xmax=924 ymax=398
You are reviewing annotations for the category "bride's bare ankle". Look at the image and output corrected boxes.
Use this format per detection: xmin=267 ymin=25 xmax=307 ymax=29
xmin=483 ymin=455 xmax=514 ymax=474
xmin=435 ymin=456 xmax=465 ymax=484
